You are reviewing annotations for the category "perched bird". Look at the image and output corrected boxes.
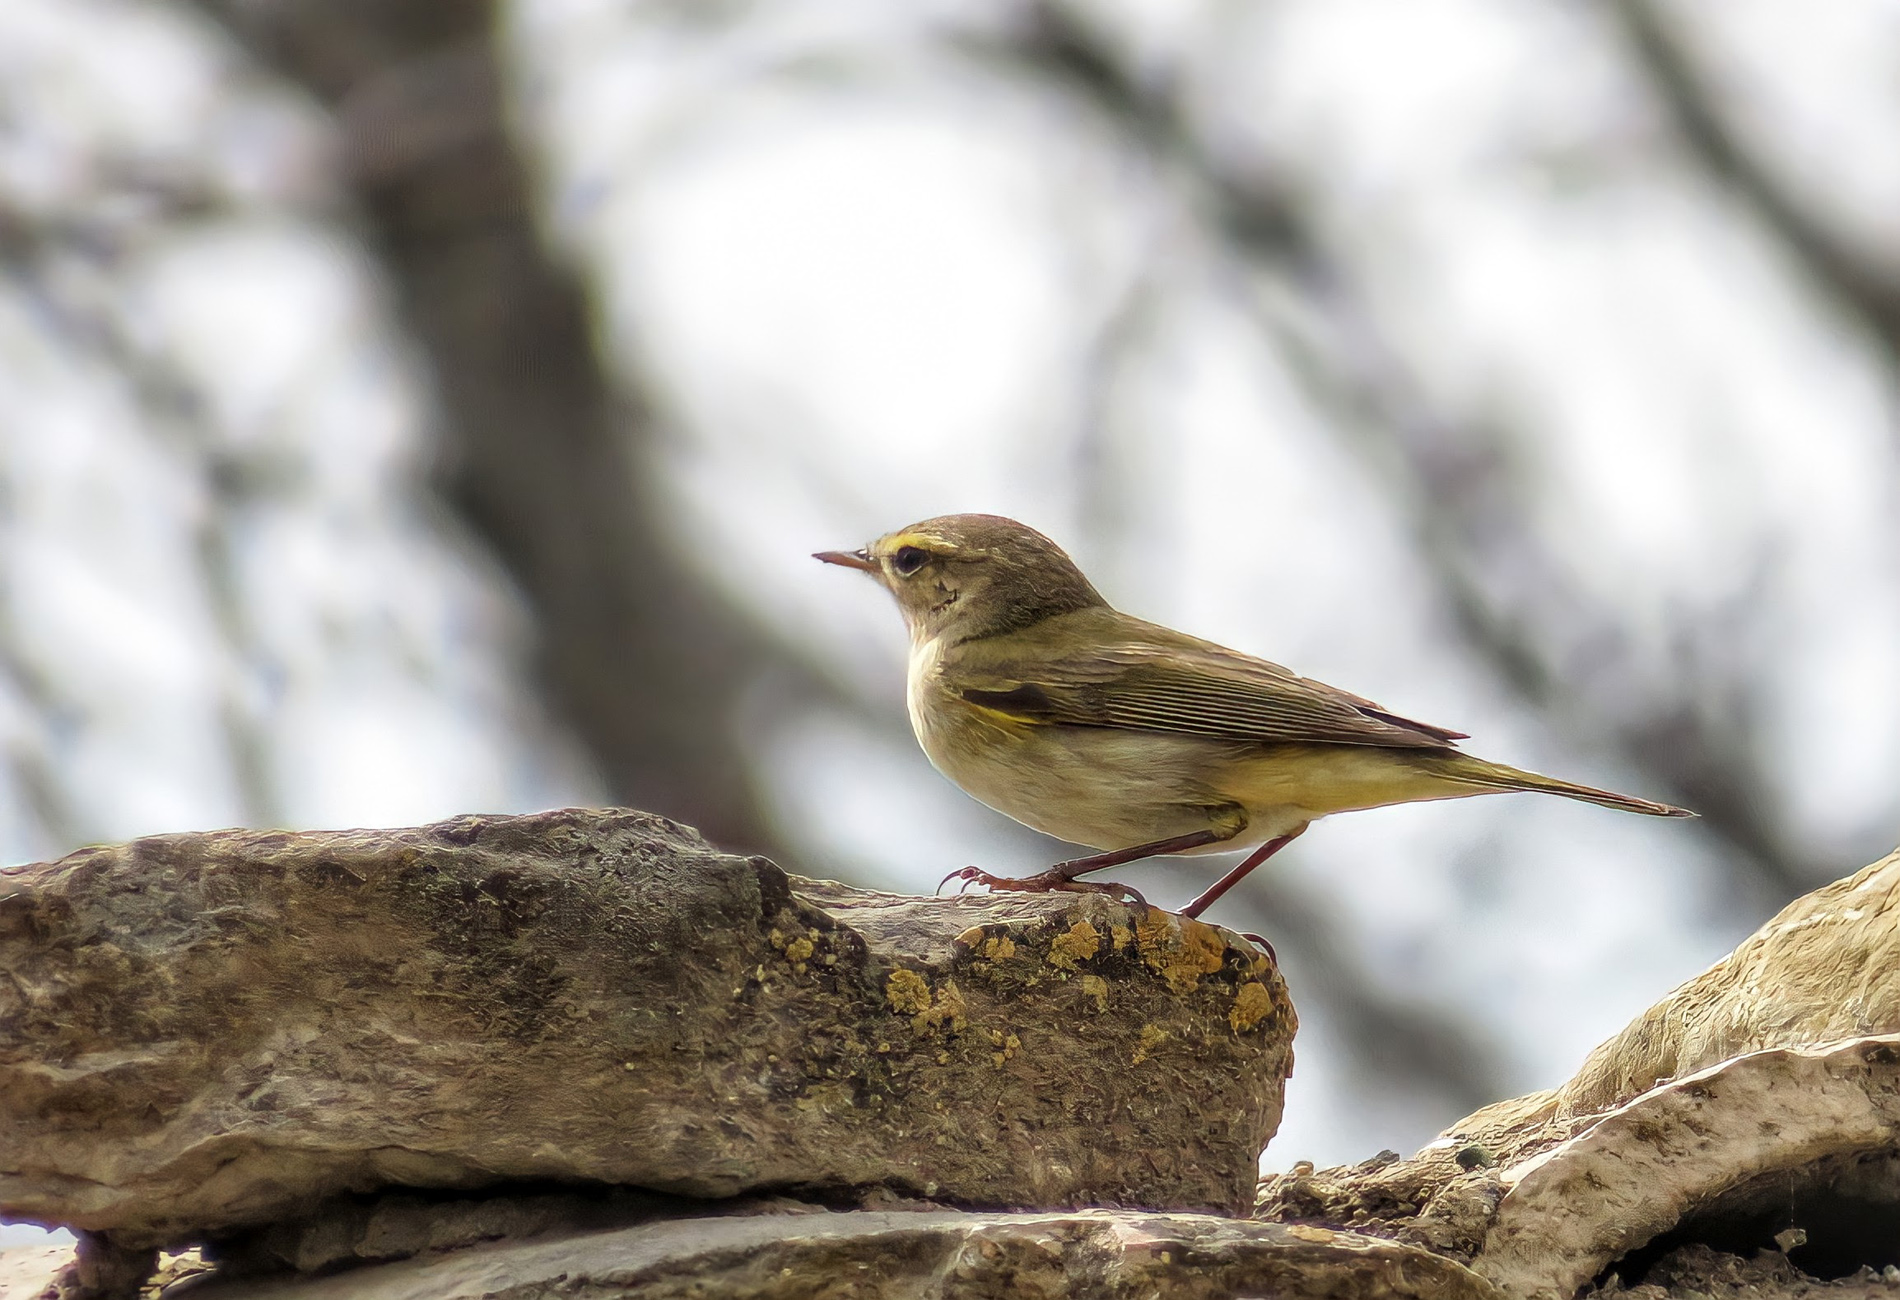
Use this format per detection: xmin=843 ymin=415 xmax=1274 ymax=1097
xmin=816 ymin=514 xmax=1692 ymax=920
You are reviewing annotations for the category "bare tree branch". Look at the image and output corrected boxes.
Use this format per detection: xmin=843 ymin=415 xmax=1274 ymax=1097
xmin=184 ymin=0 xmax=808 ymax=856
xmin=1613 ymin=0 xmax=1900 ymax=365
xmin=0 ymin=189 xmax=285 ymax=835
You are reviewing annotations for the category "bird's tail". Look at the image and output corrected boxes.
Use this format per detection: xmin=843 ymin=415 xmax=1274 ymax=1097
xmin=1421 ymin=751 xmax=1695 ymax=818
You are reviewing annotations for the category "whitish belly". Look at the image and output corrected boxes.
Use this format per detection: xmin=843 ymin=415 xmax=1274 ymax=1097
xmin=910 ymin=695 xmax=1281 ymax=851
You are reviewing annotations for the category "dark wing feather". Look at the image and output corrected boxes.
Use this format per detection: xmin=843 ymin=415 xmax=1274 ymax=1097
xmin=958 ymin=639 xmax=1463 ymax=750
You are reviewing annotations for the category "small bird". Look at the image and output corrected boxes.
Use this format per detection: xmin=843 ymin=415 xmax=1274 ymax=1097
xmin=817 ymin=514 xmax=1692 ymax=921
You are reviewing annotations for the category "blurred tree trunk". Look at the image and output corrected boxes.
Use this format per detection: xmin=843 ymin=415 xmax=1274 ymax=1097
xmin=188 ymin=0 xmax=788 ymax=856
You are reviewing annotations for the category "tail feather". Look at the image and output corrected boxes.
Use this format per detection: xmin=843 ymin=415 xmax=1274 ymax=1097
xmin=1426 ymin=752 xmax=1695 ymax=818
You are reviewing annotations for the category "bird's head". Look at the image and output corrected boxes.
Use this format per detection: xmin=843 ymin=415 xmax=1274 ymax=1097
xmin=816 ymin=513 xmax=1105 ymax=644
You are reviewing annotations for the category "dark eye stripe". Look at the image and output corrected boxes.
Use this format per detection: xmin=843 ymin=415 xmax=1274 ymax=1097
xmin=892 ymin=546 xmax=929 ymax=576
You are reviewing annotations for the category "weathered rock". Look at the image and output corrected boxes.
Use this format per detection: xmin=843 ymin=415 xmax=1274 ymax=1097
xmin=212 ymin=1186 xmax=684 ymax=1275
xmin=1258 ymin=845 xmax=1900 ymax=1293
xmin=1480 ymin=1035 xmax=1900 ymax=1296
xmin=160 ymin=1208 xmax=1496 ymax=1300
xmin=0 ymin=809 xmax=1293 ymax=1247
xmin=1595 ymin=1241 xmax=1900 ymax=1300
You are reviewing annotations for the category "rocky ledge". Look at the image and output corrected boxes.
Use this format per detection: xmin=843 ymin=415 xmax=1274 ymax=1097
xmin=0 ymin=809 xmax=1294 ymax=1292
xmin=9 ymin=812 xmax=1900 ymax=1299
xmin=1258 ymin=845 xmax=1900 ymax=1297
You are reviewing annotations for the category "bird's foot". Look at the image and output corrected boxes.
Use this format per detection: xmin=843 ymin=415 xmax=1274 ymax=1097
xmin=938 ymin=865 xmax=1147 ymax=907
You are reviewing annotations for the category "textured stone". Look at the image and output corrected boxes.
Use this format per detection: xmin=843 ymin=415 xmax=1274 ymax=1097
xmin=1257 ymin=845 xmax=1900 ymax=1288
xmin=163 ymin=1208 xmax=1497 ymax=1300
xmin=1478 ymin=1035 xmax=1900 ymax=1297
xmin=0 ymin=809 xmax=1293 ymax=1247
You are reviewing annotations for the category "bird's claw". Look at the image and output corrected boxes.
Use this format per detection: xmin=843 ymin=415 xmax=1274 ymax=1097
xmin=1237 ymin=930 xmax=1278 ymax=964
xmin=938 ymin=865 xmax=1001 ymax=895
xmin=1072 ymin=878 xmax=1147 ymax=907
xmin=936 ymin=866 xmax=1146 ymax=908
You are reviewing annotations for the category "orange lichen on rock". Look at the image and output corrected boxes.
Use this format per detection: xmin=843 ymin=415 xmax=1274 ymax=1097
xmin=1047 ymin=921 xmax=1101 ymax=971
xmin=1229 ymin=982 xmax=1274 ymax=1032
xmin=1135 ymin=912 xmax=1227 ymax=994
xmin=886 ymin=969 xmax=932 ymax=1016
xmin=915 ymin=980 xmax=969 ymax=1035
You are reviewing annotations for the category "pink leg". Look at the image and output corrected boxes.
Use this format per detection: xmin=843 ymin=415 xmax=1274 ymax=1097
xmin=941 ymin=828 xmax=1233 ymax=902
xmin=1178 ymin=826 xmax=1307 ymax=920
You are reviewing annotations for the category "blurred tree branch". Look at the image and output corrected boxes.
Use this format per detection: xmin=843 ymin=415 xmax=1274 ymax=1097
xmin=967 ymin=0 xmax=1821 ymax=905
xmin=1613 ymin=0 xmax=1900 ymax=367
xmin=0 ymin=184 xmax=283 ymax=837
xmin=184 ymin=0 xmax=799 ymax=855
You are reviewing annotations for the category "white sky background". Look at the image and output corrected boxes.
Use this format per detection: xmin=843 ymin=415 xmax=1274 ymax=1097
xmin=0 ymin=0 xmax=598 ymax=875
xmin=1 ymin=0 xmax=1899 ymax=1251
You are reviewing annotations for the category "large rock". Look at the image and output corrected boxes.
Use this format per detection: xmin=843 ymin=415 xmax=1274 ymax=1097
xmin=0 ymin=809 xmax=1293 ymax=1248
xmin=141 ymin=1208 xmax=1496 ymax=1300
xmin=1257 ymin=846 xmax=1900 ymax=1295
xmin=1478 ymin=1035 xmax=1900 ymax=1296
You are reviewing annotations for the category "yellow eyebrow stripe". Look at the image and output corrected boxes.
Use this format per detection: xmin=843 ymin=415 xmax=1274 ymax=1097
xmin=881 ymin=531 xmax=958 ymax=555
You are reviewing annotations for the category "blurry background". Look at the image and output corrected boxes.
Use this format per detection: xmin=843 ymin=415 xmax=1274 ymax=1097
xmin=2 ymin=0 xmax=1899 ymax=1206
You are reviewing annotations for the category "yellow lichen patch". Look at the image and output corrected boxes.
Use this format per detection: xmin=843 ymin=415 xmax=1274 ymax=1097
xmin=982 ymin=935 xmax=1017 ymax=961
xmin=783 ymin=936 xmax=815 ymax=964
xmin=886 ymin=969 xmax=932 ymax=1015
xmin=1109 ymin=923 xmax=1134 ymax=952
xmin=1079 ymin=974 xmax=1109 ymax=1012
xmin=987 ymin=1029 xmax=1021 ymax=1067
xmin=1136 ymin=913 xmax=1229 ymax=994
xmin=915 ymin=979 xmax=969 ymax=1034
xmin=1134 ymin=909 xmax=1174 ymax=961
xmin=1229 ymin=981 xmax=1275 ymax=1032
xmin=1046 ymin=920 xmax=1101 ymax=971
xmin=1132 ymin=1022 xmax=1168 ymax=1065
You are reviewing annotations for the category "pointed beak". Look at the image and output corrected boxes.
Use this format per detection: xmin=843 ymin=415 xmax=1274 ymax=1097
xmin=814 ymin=548 xmax=878 ymax=573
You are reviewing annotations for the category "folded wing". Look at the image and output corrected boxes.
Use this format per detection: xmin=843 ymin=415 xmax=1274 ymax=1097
xmin=957 ymin=623 xmax=1466 ymax=750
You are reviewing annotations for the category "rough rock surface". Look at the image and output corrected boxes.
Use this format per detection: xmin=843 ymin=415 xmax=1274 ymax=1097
xmin=1589 ymin=1243 xmax=1900 ymax=1300
xmin=1258 ymin=846 xmax=1900 ymax=1294
xmin=164 ymin=1208 xmax=1497 ymax=1300
xmin=1479 ymin=1035 xmax=1900 ymax=1296
xmin=0 ymin=809 xmax=1293 ymax=1248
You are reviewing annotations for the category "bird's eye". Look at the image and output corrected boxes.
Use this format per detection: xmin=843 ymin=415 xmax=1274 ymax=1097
xmin=891 ymin=546 xmax=929 ymax=577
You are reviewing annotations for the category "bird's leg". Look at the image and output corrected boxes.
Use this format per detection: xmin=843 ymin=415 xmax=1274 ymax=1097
xmin=1177 ymin=826 xmax=1307 ymax=920
xmin=941 ymin=828 xmax=1230 ymax=903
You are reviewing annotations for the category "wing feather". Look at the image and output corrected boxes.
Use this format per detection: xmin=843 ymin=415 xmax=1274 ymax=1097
xmin=956 ymin=632 xmax=1463 ymax=750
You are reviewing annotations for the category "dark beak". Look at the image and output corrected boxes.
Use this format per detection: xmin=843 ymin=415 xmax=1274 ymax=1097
xmin=814 ymin=548 xmax=878 ymax=573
